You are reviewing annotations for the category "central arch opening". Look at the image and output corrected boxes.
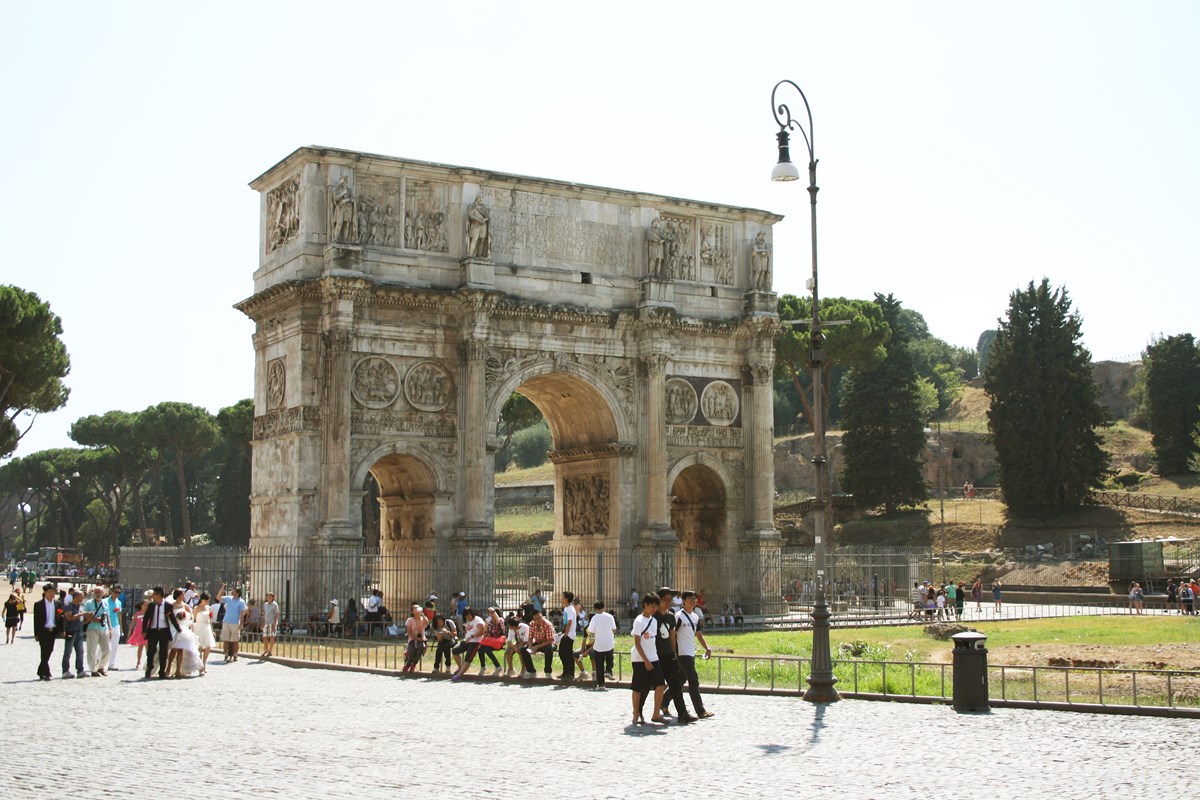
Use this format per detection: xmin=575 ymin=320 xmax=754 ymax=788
xmin=493 ymin=371 xmax=621 ymax=545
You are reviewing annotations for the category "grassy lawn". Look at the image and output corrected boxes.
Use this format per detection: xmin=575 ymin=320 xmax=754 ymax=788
xmin=493 ymin=509 xmax=554 ymax=535
xmin=240 ymin=615 xmax=1199 ymax=703
xmin=494 ymin=463 xmax=555 ymax=486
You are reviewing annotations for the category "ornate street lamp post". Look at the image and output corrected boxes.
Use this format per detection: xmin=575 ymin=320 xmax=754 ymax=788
xmin=771 ymin=79 xmax=839 ymax=703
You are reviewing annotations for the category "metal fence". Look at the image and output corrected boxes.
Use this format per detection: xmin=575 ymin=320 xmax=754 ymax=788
xmin=230 ymin=632 xmax=1200 ymax=714
xmin=118 ymin=542 xmax=931 ymax=628
xmin=1091 ymin=490 xmax=1200 ymax=517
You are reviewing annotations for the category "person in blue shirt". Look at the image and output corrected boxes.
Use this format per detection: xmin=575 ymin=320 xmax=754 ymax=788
xmin=61 ymin=589 xmax=86 ymax=678
xmin=82 ymin=586 xmax=111 ymax=676
xmin=105 ymin=585 xmax=123 ymax=670
xmin=215 ymin=585 xmax=249 ymax=663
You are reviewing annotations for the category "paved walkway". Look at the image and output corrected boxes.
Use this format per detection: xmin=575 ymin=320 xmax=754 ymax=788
xmin=1 ymin=623 xmax=1191 ymax=798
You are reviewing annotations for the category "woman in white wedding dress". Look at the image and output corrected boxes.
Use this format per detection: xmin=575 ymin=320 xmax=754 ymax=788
xmin=192 ymin=593 xmax=217 ymax=675
xmin=169 ymin=605 xmax=203 ymax=677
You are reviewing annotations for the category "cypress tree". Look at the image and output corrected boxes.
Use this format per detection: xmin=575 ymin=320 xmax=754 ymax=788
xmin=840 ymin=294 xmax=928 ymax=513
xmin=1138 ymin=334 xmax=1200 ymax=475
xmin=985 ymin=279 xmax=1108 ymax=515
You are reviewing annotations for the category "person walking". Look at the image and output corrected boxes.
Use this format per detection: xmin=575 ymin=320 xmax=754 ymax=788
xmin=127 ymin=598 xmax=148 ymax=671
xmin=261 ymin=591 xmax=280 ymax=658
xmin=141 ymin=586 xmax=179 ymax=679
xmin=4 ymin=592 xmax=21 ymax=644
xmin=675 ymin=590 xmax=713 ymax=718
xmin=34 ymin=583 xmax=64 ymax=680
xmin=61 ymin=589 xmax=86 ymax=679
xmin=972 ymin=579 xmax=983 ymax=611
xmin=650 ymin=587 xmax=694 ymax=724
xmin=192 ymin=594 xmax=217 ymax=674
xmin=630 ymin=593 xmax=665 ymax=725
xmin=82 ymin=586 xmax=111 ymax=677
xmin=991 ymin=580 xmax=1003 ymax=613
xmin=557 ymin=591 xmax=578 ymax=681
xmin=105 ymin=585 xmax=123 ymax=671
xmin=585 ymin=601 xmax=617 ymax=688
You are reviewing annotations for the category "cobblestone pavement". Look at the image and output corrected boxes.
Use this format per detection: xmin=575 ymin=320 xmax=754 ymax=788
xmin=1 ymin=625 xmax=1190 ymax=799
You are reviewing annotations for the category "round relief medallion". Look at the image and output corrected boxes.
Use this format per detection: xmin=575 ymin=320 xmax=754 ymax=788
xmin=266 ymin=358 xmax=286 ymax=410
xmin=700 ymin=380 xmax=739 ymax=426
xmin=352 ymin=356 xmax=401 ymax=409
xmin=404 ymin=360 xmax=453 ymax=412
xmin=665 ymin=378 xmax=698 ymax=425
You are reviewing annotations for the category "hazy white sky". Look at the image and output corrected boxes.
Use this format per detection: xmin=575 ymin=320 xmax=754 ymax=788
xmin=3 ymin=1 xmax=1198 ymax=458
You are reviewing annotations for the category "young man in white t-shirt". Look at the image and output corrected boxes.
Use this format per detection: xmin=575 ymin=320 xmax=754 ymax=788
xmin=585 ymin=601 xmax=617 ymax=688
xmin=630 ymin=594 xmax=665 ymax=725
xmin=504 ymin=615 xmax=532 ymax=677
xmin=557 ymin=591 xmax=578 ymax=681
xmin=675 ymin=590 xmax=714 ymax=718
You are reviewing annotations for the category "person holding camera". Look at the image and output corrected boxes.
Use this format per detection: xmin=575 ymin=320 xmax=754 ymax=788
xmin=82 ymin=585 xmax=110 ymax=676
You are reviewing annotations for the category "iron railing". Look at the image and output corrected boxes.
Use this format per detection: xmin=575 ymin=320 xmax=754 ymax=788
xmin=233 ymin=632 xmax=1200 ymax=713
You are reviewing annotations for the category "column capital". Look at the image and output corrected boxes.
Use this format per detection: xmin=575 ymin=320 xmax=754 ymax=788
xmin=459 ymin=339 xmax=488 ymax=363
xmin=745 ymin=360 xmax=774 ymax=387
xmin=638 ymin=352 xmax=670 ymax=377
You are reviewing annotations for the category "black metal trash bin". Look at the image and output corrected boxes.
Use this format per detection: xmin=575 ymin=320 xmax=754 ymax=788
xmin=951 ymin=631 xmax=989 ymax=712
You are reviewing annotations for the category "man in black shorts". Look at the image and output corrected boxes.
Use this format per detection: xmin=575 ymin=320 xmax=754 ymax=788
xmin=647 ymin=587 xmax=695 ymax=724
xmin=629 ymin=593 xmax=665 ymax=725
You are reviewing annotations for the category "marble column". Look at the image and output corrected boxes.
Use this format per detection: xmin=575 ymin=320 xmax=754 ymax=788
xmin=747 ymin=360 xmax=777 ymax=532
xmin=641 ymin=353 xmax=671 ymax=534
xmin=320 ymin=327 xmax=356 ymax=539
xmin=461 ymin=339 xmax=490 ymax=533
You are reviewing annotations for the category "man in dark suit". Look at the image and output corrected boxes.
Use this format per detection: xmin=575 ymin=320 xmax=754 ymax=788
xmin=33 ymin=583 xmax=64 ymax=680
xmin=141 ymin=586 xmax=180 ymax=679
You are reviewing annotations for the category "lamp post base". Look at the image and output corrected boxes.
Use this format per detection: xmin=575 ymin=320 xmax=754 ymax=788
xmin=803 ymin=593 xmax=841 ymax=704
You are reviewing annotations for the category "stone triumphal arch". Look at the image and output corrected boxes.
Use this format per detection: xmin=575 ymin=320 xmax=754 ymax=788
xmin=237 ymin=147 xmax=783 ymax=612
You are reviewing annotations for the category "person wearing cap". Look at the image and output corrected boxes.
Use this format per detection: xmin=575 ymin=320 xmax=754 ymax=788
xmin=82 ymin=586 xmax=111 ymax=676
xmin=61 ymin=589 xmax=86 ymax=679
xmin=326 ymin=598 xmax=341 ymax=637
xmin=105 ymin=585 xmax=123 ymax=670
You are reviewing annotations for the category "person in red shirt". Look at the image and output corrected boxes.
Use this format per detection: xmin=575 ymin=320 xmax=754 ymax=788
xmin=526 ymin=607 xmax=555 ymax=677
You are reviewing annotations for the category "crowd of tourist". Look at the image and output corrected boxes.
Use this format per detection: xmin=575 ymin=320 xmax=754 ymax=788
xmin=21 ymin=578 xmax=280 ymax=681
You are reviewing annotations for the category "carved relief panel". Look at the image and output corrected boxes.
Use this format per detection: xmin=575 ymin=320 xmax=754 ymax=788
xmin=355 ymin=179 xmax=402 ymax=248
xmin=266 ymin=358 xmax=286 ymax=410
xmin=266 ymin=176 xmax=301 ymax=252
xmin=660 ymin=213 xmax=696 ymax=281
xmin=699 ymin=220 xmax=733 ymax=285
xmin=404 ymin=180 xmax=448 ymax=252
xmin=700 ymin=380 xmax=740 ymax=427
xmin=665 ymin=378 xmax=698 ymax=425
xmin=562 ymin=474 xmax=610 ymax=536
xmin=352 ymin=356 xmax=401 ymax=409
xmin=404 ymin=360 xmax=454 ymax=412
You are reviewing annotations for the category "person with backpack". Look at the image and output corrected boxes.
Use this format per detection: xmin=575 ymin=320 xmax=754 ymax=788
xmin=675 ymin=590 xmax=713 ymax=718
xmin=630 ymin=593 xmax=665 ymax=725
